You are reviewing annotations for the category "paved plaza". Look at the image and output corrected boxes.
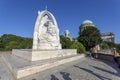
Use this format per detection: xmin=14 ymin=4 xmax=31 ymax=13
xmin=0 ymin=54 xmax=120 ymax=80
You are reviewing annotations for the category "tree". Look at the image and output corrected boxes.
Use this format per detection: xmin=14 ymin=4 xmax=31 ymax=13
xmin=60 ymin=35 xmax=72 ymax=49
xmin=100 ymin=42 xmax=109 ymax=49
xmin=116 ymin=44 xmax=120 ymax=53
xmin=0 ymin=34 xmax=33 ymax=51
xmin=0 ymin=37 xmax=5 ymax=50
xmin=103 ymin=41 xmax=116 ymax=49
xmin=6 ymin=41 xmax=20 ymax=50
xmin=70 ymin=41 xmax=86 ymax=53
xmin=78 ymin=27 xmax=101 ymax=51
xmin=60 ymin=35 xmax=66 ymax=48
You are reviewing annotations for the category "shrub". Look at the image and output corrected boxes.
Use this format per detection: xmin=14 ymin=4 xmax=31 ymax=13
xmin=6 ymin=41 xmax=21 ymax=50
xmin=100 ymin=42 xmax=109 ymax=49
xmin=70 ymin=41 xmax=86 ymax=53
xmin=60 ymin=35 xmax=72 ymax=49
xmin=116 ymin=44 xmax=120 ymax=53
xmin=0 ymin=34 xmax=33 ymax=51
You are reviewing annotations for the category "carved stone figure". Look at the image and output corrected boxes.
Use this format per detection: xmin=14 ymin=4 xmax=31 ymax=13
xmin=33 ymin=10 xmax=61 ymax=50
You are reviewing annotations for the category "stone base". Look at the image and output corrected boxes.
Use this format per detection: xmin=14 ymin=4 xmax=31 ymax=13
xmin=2 ymin=54 xmax=85 ymax=79
xmin=2 ymin=49 xmax=84 ymax=79
xmin=12 ymin=49 xmax=77 ymax=61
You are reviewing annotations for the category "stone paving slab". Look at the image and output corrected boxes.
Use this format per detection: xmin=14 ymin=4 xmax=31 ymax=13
xmin=0 ymin=56 xmax=15 ymax=80
xmin=1 ymin=54 xmax=85 ymax=79
xmin=2 ymin=54 xmax=82 ymax=68
xmin=0 ymin=54 xmax=120 ymax=80
xmin=19 ymin=57 xmax=120 ymax=80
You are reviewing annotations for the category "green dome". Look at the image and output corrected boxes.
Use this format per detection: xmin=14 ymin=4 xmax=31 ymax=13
xmin=82 ymin=20 xmax=93 ymax=24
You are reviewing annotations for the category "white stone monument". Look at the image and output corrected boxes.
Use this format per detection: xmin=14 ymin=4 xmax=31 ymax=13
xmin=33 ymin=10 xmax=61 ymax=50
xmin=12 ymin=10 xmax=76 ymax=61
xmin=1 ymin=9 xmax=85 ymax=79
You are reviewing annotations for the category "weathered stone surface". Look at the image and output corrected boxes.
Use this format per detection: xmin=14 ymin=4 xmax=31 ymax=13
xmin=12 ymin=49 xmax=77 ymax=61
xmin=19 ymin=57 xmax=120 ymax=80
xmin=33 ymin=10 xmax=61 ymax=50
xmin=0 ymin=10 xmax=79 ymax=80
xmin=1 ymin=54 xmax=85 ymax=79
xmin=0 ymin=55 xmax=15 ymax=80
xmin=1 ymin=54 xmax=120 ymax=80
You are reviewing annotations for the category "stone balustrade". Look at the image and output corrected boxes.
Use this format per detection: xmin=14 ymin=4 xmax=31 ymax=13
xmin=96 ymin=52 xmax=114 ymax=62
xmin=96 ymin=50 xmax=120 ymax=65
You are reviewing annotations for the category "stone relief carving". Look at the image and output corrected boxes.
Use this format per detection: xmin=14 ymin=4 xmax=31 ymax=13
xmin=33 ymin=10 xmax=61 ymax=49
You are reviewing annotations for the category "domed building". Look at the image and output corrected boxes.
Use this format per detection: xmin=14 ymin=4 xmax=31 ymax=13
xmin=80 ymin=20 xmax=96 ymax=32
xmin=80 ymin=20 xmax=115 ymax=43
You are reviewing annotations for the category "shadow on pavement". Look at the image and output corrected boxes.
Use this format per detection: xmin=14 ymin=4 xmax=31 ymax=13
xmin=51 ymin=74 xmax=59 ymax=80
xmin=89 ymin=65 xmax=120 ymax=77
xmin=74 ymin=65 xmax=111 ymax=80
xmin=60 ymin=72 xmax=72 ymax=80
xmin=92 ymin=56 xmax=120 ymax=77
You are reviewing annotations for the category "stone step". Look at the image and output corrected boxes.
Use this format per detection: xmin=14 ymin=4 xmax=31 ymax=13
xmin=1 ymin=54 xmax=85 ymax=79
xmin=0 ymin=56 xmax=15 ymax=80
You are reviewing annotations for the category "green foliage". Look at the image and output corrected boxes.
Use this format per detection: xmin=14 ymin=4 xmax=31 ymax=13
xmin=116 ymin=44 xmax=120 ymax=53
xmin=60 ymin=35 xmax=72 ymax=49
xmin=100 ymin=42 xmax=109 ymax=49
xmin=0 ymin=37 xmax=5 ymax=51
xmin=103 ymin=41 xmax=116 ymax=49
xmin=0 ymin=34 xmax=32 ymax=51
xmin=60 ymin=35 xmax=66 ymax=48
xmin=6 ymin=41 xmax=20 ymax=50
xmin=60 ymin=35 xmax=86 ymax=53
xmin=70 ymin=41 xmax=86 ymax=53
xmin=78 ymin=27 xmax=102 ymax=51
xmin=102 ymin=41 xmax=120 ymax=53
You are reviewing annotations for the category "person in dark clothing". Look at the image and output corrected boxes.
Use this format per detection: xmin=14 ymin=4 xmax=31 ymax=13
xmin=112 ymin=48 xmax=120 ymax=68
xmin=90 ymin=48 xmax=94 ymax=59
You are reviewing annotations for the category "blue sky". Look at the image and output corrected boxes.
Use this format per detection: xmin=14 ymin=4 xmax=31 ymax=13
xmin=0 ymin=0 xmax=120 ymax=43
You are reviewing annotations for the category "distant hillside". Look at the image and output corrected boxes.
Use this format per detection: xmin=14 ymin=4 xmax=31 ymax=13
xmin=0 ymin=34 xmax=33 ymax=51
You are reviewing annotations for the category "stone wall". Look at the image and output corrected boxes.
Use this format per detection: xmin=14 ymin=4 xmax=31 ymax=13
xmin=0 ymin=51 xmax=11 ymax=54
xmin=96 ymin=53 xmax=114 ymax=62
xmin=12 ymin=49 xmax=32 ymax=61
xmin=12 ymin=49 xmax=77 ymax=61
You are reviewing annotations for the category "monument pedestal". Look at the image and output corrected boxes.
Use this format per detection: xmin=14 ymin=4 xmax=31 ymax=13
xmin=1 ymin=10 xmax=86 ymax=79
xmin=2 ymin=51 xmax=85 ymax=79
xmin=12 ymin=49 xmax=77 ymax=61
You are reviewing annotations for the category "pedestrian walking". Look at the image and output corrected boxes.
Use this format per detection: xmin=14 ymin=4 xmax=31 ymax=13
xmin=93 ymin=47 xmax=97 ymax=59
xmin=112 ymin=48 xmax=120 ymax=68
xmin=90 ymin=48 xmax=94 ymax=59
